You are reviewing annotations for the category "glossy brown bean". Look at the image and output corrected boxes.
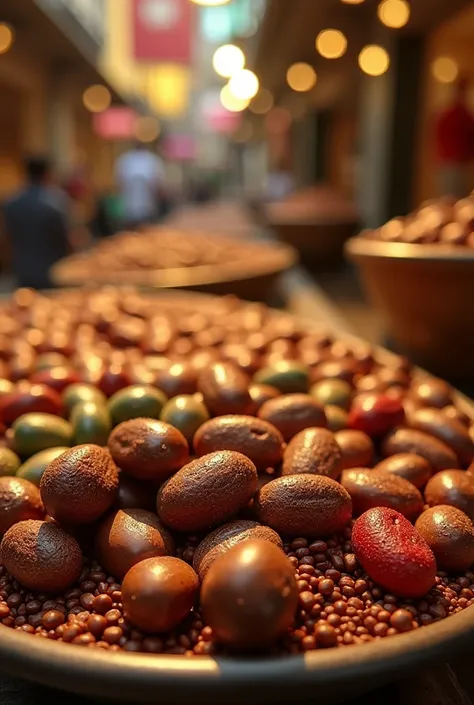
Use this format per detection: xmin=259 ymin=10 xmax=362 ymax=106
xmin=282 ymin=427 xmax=342 ymax=480
xmin=408 ymin=408 xmax=474 ymax=465
xmin=374 ymin=453 xmax=432 ymax=489
xmin=258 ymin=394 xmax=327 ymax=442
xmin=381 ymin=428 xmax=458 ymax=471
xmin=335 ymin=430 xmax=374 ymax=470
xmin=193 ymin=415 xmax=283 ymax=469
xmin=197 ymin=363 xmax=254 ymax=416
xmin=341 ymin=468 xmax=424 ymax=520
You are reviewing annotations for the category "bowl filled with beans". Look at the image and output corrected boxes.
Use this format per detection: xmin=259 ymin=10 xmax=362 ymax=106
xmin=264 ymin=185 xmax=359 ymax=267
xmin=346 ymin=194 xmax=474 ymax=379
xmin=51 ymin=228 xmax=297 ymax=302
xmin=0 ymin=287 xmax=473 ymax=703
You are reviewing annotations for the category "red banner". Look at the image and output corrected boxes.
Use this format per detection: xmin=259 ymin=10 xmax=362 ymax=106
xmin=132 ymin=0 xmax=193 ymax=64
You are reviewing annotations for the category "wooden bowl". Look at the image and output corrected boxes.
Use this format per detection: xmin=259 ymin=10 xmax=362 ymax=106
xmin=346 ymin=236 xmax=474 ymax=380
xmin=264 ymin=187 xmax=359 ymax=266
xmin=0 ymin=289 xmax=473 ymax=703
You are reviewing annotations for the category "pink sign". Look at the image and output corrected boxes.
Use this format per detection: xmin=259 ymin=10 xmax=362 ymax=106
xmin=93 ymin=108 xmax=137 ymax=140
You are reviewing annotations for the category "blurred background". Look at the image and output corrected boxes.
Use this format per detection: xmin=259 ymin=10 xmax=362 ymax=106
xmin=0 ymin=0 xmax=473 ymax=361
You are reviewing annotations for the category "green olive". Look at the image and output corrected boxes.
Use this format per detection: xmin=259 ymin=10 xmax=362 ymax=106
xmin=108 ymin=385 xmax=167 ymax=426
xmin=325 ymin=405 xmax=349 ymax=432
xmin=310 ymin=379 xmax=352 ymax=410
xmin=63 ymin=383 xmax=107 ymax=416
xmin=17 ymin=447 xmax=69 ymax=486
xmin=160 ymin=395 xmax=210 ymax=444
xmin=71 ymin=401 xmax=112 ymax=446
xmin=0 ymin=447 xmax=21 ymax=476
xmin=253 ymin=361 xmax=310 ymax=394
xmin=12 ymin=413 xmax=73 ymax=457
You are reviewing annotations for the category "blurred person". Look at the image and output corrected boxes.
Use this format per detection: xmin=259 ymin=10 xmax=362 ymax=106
xmin=2 ymin=156 xmax=70 ymax=289
xmin=435 ymin=77 xmax=474 ymax=198
xmin=115 ymin=142 xmax=165 ymax=229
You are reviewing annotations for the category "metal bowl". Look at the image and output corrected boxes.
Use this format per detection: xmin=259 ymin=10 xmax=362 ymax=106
xmin=346 ymin=236 xmax=474 ymax=380
xmin=2 ymin=605 xmax=474 ymax=704
xmin=1 ymin=290 xmax=473 ymax=703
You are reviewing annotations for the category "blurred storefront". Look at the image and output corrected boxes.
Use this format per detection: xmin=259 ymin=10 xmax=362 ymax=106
xmin=252 ymin=0 xmax=472 ymax=226
xmin=0 ymin=0 xmax=132 ymax=199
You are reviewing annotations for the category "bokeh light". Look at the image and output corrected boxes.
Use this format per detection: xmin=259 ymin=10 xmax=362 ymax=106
xmin=315 ymin=30 xmax=347 ymax=59
xmin=228 ymin=69 xmax=259 ymax=100
xmin=377 ymin=0 xmax=411 ymax=29
xmin=341 ymin=0 xmax=365 ymax=3
xmin=286 ymin=63 xmax=317 ymax=92
xmin=134 ymin=116 xmax=161 ymax=143
xmin=220 ymin=85 xmax=250 ymax=112
xmin=431 ymin=57 xmax=459 ymax=84
xmin=358 ymin=45 xmax=390 ymax=76
xmin=265 ymin=107 xmax=292 ymax=134
xmin=0 ymin=24 xmax=14 ymax=54
xmin=249 ymin=89 xmax=274 ymax=115
xmin=212 ymin=45 xmax=245 ymax=78
xmin=83 ymin=85 xmax=111 ymax=113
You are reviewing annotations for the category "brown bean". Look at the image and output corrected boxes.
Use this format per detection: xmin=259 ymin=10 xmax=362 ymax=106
xmin=108 ymin=419 xmax=189 ymax=481
xmin=193 ymin=415 xmax=283 ymax=469
xmin=381 ymin=428 xmax=458 ymax=471
xmin=341 ymin=468 xmax=423 ymax=520
xmin=192 ymin=519 xmax=282 ymax=581
xmin=408 ymin=408 xmax=474 ymax=466
xmin=197 ymin=362 xmax=253 ymax=416
xmin=425 ymin=470 xmax=474 ymax=521
xmin=410 ymin=379 xmax=452 ymax=409
xmin=256 ymin=474 xmax=352 ymax=537
xmin=282 ymin=427 xmax=342 ymax=480
xmin=335 ymin=430 xmax=374 ymax=470
xmin=374 ymin=453 xmax=432 ymax=489
xmin=157 ymin=451 xmax=258 ymax=532
xmin=258 ymin=394 xmax=327 ymax=442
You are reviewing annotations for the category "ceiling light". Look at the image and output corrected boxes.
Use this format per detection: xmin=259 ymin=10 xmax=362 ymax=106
xmin=431 ymin=57 xmax=459 ymax=84
xmin=287 ymin=63 xmax=317 ymax=92
xmin=228 ymin=69 xmax=259 ymax=101
xmin=316 ymin=30 xmax=347 ymax=59
xmin=83 ymin=85 xmax=112 ymax=113
xmin=358 ymin=45 xmax=390 ymax=76
xmin=0 ymin=24 xmax=14 ymax=54
xmin=220 ymin=85 xmax=250 ymax=112
xmin=212 ymin=44 xmax=245 ymax=78
xmin=377 ymin=0 xmax=410 ymax=29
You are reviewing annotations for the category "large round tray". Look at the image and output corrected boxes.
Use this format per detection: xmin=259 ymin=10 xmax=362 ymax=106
xmin=51 ymin=238 xmax=297 ymax=302
xmin=0 ymin=290 xmax=473 ymax=704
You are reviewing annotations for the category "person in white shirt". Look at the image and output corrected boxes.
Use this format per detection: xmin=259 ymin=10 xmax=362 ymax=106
xmin=115 ymin=143 xmax=165 ymax=228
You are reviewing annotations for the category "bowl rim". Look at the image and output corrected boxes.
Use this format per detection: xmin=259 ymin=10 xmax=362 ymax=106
xmin=1 ymin=604 xmax=474 ymax=699
xmin=0 ymin=288 xmax=473 ymax=699
xmin=346 ymin=234 xmax=474 ymax=263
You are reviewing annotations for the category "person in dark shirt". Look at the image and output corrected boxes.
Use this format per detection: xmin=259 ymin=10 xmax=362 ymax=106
xmin=435 ymin=77 xmax=474 ymax=198
xmin=2 ymin=156 xmax=71 ymax=289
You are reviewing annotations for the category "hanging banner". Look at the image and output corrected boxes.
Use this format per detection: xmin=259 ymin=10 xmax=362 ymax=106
xmin=132 ymin=0 xmax=193 ymax=64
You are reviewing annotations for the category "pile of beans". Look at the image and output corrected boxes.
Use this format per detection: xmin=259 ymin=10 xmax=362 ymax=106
xmin=0 ymin=287 xmax=472 ymax=656
xmin=53 ymin=228 xmax=284 ymax=283
xmin=363 ymin=194 xmax=474 ymax=246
